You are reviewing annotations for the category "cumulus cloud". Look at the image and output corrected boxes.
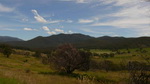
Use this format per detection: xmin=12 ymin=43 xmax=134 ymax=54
xmin=78 ymin=19 xmax=94 ymax=23
xmin=42 ymin=26 xmax=74 ymax=35
xmin=54 ymin=29 xmax=64 ymax=33
xmin=68 ymin=30 xmax=73 ymax=34
xmin=0 ymin=3 xmax=14 ymax=12
xmin=54 ymin=29 xmax=74 ymax=34
xmin=47 ymin=31 xmax=56 ymax=34
xmin=42 ymin=26 xmax=55 ymax=35
xmin=23 ymin=28 xmax=37 ymax=31
xmin=42 ymin=26 xmax=50 ymax=31
xmin=31 ymin=10 xmax=47 ymax=23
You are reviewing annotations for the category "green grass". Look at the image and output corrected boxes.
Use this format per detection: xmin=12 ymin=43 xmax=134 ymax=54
xmin=0 ymin=53 xmax=52 ymax=73
xmin=0 ymin=52 xmax=96 ymax=84
xmin=76 ymin=70 xmax=129 ymax=84
xmin=0 ymin=77 xmax=21 ymax=84
xmin=91 ymin=48 xmax=150 ymax=64
xmin=0 ymin=48 xmax=149 ymax=84
xmin=90 ymin=49 xmax=111 ymax=54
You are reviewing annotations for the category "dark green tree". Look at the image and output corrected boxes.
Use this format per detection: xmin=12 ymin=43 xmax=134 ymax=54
xmin=0 ymin=44 xmax=12 ymax=58
xmin=33 ymin=51 xmax=41 ymax=58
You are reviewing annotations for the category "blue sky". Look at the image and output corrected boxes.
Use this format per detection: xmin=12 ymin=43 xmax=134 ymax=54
xmin=0 ymin=0 xmax=150 ymax=40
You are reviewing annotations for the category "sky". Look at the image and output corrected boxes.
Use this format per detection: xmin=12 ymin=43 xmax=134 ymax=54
xmin=0 ymin=0 xmax=150 ymax=40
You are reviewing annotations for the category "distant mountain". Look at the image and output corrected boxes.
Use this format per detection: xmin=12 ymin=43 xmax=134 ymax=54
xmin=25 ymin=33 xmax=93 ymax=48
xmin=8 ymin=33 xmax=93 ymax=48
xmin=77 ymin=36 xmax=150 ymax=49
xmin=5 ymin=34 xmax=150 ymax=49
xmin=0 ymin=36 xmax=23 ymax=42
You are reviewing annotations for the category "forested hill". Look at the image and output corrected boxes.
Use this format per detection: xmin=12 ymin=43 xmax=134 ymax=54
xmin=0 ymin=36 xmax=23 ymax=42
xmin=3 ymin=34 xmax=150 ymax=49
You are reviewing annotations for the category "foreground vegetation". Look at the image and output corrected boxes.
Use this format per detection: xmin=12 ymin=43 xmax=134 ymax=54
xmin=0 ymin=44 xmax=149 ymax=84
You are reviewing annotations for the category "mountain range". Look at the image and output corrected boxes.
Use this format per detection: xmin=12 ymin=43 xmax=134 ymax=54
xmin=1 ymin=33 xmax=150 ymax=49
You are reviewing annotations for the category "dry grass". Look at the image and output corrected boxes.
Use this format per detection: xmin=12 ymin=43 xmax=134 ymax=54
xmin=0 ymin=48 xmax=149 ymax=84
xmin=0 ymin=53 xmax=97 ymax=84
xmin=0 ymin=67 xmax=97 ymax=84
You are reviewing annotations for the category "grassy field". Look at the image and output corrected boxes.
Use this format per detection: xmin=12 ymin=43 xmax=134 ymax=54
xmin=0 ymin=52 xmax=97 ymax=84
xmin=91 ymin=48 xmax=150 ymax=64
xmin=0 ymin=48 xmax=149 ymax=84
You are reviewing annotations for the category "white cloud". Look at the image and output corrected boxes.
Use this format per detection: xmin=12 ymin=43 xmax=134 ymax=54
xmin=68 ymin=30 xmax=73 ymax=34
xmin=42 ymin=26 xmax=74 ymax=35
xmin=64 ymin=30 xmax=74 ymax=34
xmin=91 ymin=0 xmax=150 ymax=36
xmin=111 ymin=5 xmax=149 ymax=18
xmin=42 ymin=26 xmax=55 ymax=35
xmin=99 ymin=0 xmax=143 ymax=6
xmin=55 ymin=29 xmax=64 ymax=33
xmin=0 ymin=4 xmax=14 ymax=12
xmin=23 ymin=28 xmax=37 ymax=31
xmin=76 ymin=0 xmax=87 ymax=3
xmin=47 ymin=31 xmax=56 ymax=34
xmin=48 ymin=20 xmax=64 ymax=23
xmin=31 ymin=9 xmax=67 ymax=24
xmin=31 ymin=9 xmax=47 ymax=23
xmin=92 ymin=17 xmax=149 ymax=28
xmin=42 ymin=26 xmax=50 ymax=31
xmin=60 ymin=0 xmax=149 ymax=5
xmin=78 ymin=19 xmax=94 ymax=23
xmin=59 ymin=0 xmax=87 ymax=3
xmin=88 ymin=0 xmax=150 ymax=36
xmin=24 ymin=28 xmax=32 ymax=31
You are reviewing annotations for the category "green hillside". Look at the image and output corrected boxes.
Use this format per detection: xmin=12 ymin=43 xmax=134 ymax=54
xmin=0 ymin=48 xmax=149 ymax=84
xmin=0 ymin=51 xmax=85 ymax=84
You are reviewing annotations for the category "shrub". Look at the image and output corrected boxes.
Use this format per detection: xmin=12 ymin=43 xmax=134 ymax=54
xmin=0 ymin=44 xmax=12 ymax=58
xmin=49 ymin=44 xmax=91 ymax=74
xmin=33 ymin=51 xmax=41 ymax=58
